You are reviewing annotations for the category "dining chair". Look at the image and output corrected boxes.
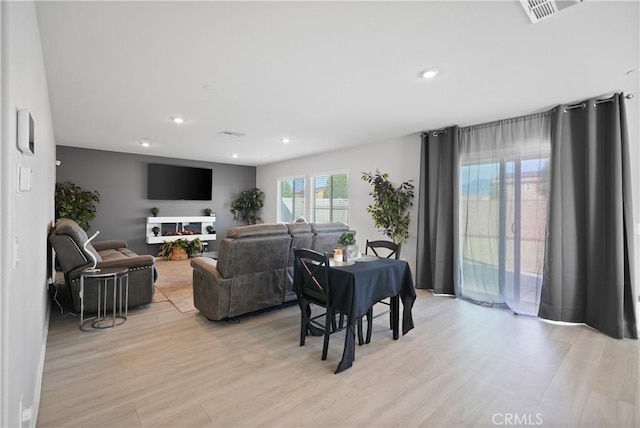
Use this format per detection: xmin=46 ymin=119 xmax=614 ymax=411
xmin=359 ymin=240 xmax=401 ymax=344
xmin=293 ymin=248 xmax=345 ymax=360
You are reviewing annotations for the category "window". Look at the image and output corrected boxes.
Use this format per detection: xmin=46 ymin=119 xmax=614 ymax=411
xmin=276 ymin=172 xmax=349 ymax=223
xmin=278 ymin=177 xmax=305 ymax=222
xmin=312 ymin=173 xmax=348 ymax=223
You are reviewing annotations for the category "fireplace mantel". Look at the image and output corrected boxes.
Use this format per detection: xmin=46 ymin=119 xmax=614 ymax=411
xmin=146 ymin=216 xmax=216 ymax=244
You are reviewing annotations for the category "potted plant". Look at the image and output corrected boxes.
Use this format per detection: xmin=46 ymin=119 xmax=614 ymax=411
xmin=186 ymin=238 xmax=204 ymax=256
xmin=206 ymin=225 xmax=214 ymax=234
xmin=361 ymin=170 xmax=415 ymax=244
xmin=158 ymin=239 xmax=187 ymax=261
xmin=230 ymin=187 xmax=265 ymax=225
xmin=338 ymin=231 xmax=358 ymax=261
xmin=55 ymin=182 xmax=101 ymax=231
xmin=150 ymin=207 xmax=159 ymax=217
xmin=157 ymin=238 xmax=203 ymax=261
xmin=152 ymin=226 xmax=160 ymax=237
xmin=204 ymin=208 xmax=212 ymax=216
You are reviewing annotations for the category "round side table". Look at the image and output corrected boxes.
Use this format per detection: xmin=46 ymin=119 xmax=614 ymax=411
xmin=80 ymin=266 xmax=129 ymax=330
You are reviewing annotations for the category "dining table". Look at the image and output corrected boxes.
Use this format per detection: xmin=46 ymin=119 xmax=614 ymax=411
xmin=328 ymin=257 xmax=416 ymax=373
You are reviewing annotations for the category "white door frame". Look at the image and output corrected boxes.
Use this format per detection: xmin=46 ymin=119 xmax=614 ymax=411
xmin=0 ymin=2 xmax=9 ymax=426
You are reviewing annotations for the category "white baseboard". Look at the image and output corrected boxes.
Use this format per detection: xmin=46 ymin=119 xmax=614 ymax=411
xmin=29 ymin=297 xmax=51 ymax=428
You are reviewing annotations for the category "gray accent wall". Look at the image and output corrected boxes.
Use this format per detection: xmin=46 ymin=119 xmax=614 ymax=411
xmin=55 ymin=146 xmax=256 ymax=255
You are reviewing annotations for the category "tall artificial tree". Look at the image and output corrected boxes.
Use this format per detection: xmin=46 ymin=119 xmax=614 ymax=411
xmin=361 ymin=170 xmax=414 ymax=244
xmin=230 ymin=187 xmax=265 ymax=225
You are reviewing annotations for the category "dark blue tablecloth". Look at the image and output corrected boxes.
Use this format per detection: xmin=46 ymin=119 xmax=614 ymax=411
xmin=330 ymin=258 xmax=416 ymax=373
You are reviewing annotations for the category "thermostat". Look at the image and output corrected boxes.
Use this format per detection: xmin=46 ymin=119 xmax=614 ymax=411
xmin=17 ymin=109 xmax=35 ymax=156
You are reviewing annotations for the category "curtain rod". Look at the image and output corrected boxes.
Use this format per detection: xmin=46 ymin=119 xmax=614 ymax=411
xmin=564 ymin=93 xmax=633 ymax=112
xmin=563 ymin=102 xmax=586 ymax=112
xmin=421 ymin=128 xmax=449 ymax=137
xmin=430 ymin=127 xmax=449 ymax=137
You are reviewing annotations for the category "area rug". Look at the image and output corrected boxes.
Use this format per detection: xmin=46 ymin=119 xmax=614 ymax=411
xmin=153 ymin=258 xmax=197 ymax=312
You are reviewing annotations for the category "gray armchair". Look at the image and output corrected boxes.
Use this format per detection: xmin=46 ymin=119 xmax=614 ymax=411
xmin=49 ymin=218 xmax=157 ymax=313
xmin=192 ymin=223 xmax=292 ymax=320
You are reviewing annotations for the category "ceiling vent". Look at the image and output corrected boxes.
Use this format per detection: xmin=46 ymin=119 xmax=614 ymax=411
xmin=519 ymin=0 xmax=582 ymax=23
xmin=216 ymin=130 xmax=246 ymax=138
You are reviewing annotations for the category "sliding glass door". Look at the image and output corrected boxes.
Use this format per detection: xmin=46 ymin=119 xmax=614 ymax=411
xmin=504 ymin=156 xmax=548 ymax=314
xmin=459 ymin=161 xmax=502 ymax=304
xmin=459 ymin=154 xmax=548 ymax=315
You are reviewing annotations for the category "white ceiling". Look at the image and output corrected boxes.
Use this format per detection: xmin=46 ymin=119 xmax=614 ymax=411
xmin=36 ymin=1 xmax=639 ymax=167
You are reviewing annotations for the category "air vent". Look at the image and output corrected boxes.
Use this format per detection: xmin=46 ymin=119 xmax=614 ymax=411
xmin=216 ymin=130 xmax=246 ymax=138
xmin=519 ymin=0 xmax=582 ymax=23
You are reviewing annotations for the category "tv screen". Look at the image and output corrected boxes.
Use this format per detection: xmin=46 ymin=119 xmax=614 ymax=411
xmin=148 ymin=163 xmax=212 ymax=200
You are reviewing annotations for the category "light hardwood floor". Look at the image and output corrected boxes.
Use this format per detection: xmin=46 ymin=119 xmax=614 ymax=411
xmin=38 ymin=288 xmax=639 ymax=427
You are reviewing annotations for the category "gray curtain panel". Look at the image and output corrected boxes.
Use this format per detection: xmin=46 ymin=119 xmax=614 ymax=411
xmin=539 ymin=94 xmax=637 ymax=339
xmin=416 ymin=127 xmax=457 ymax=294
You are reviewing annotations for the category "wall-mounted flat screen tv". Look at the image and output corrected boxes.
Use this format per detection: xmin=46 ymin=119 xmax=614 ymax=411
xmin=148 ymin=163 xmax=212 ymax=200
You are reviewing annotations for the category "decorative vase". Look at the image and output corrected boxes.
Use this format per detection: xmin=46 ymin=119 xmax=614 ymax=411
xmin=345 ymin=244 xmax=359 ymax=262
xmin=170 ymin=247 xmax=188 ymax=261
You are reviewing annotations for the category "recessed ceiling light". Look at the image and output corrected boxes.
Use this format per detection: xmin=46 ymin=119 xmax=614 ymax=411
xmin=172 ymin=117 xmax=184 ymax=124
xmin=281 ymin=137 xmax=290 ymax=144
xmin=231 ymin=153 xmax=239 ymax=159
xmin=141 ymin=138 xmax=150 ymax=147
xmin=421 ymin=68 xmax=440 ymax=79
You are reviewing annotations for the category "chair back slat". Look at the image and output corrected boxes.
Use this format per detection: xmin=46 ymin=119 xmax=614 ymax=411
xmin=365 ymin=240 xmax=401 ymax=260
xmin=293 ymin=248 xmax=331 ymax=298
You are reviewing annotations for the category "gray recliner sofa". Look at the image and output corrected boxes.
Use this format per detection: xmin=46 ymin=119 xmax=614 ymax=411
xmin=49 ymin=218 xmax=157 ymax=313
xmin=191 ymin=221 xmax=350 ymax=320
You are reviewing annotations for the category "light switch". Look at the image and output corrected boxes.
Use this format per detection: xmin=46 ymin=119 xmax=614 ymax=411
xmin=17 ymin=164 xmax=32 ymax=192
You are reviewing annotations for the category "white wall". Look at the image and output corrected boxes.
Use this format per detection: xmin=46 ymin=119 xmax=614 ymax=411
xmin=0 ymin=2 xmax=56 ymax=427
xmin=257 ymin=134 xmax=422 ymax=282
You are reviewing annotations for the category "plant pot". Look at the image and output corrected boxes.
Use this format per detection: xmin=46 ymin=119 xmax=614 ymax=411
xmin=170 ymin=247 xmax=188 ymax=261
